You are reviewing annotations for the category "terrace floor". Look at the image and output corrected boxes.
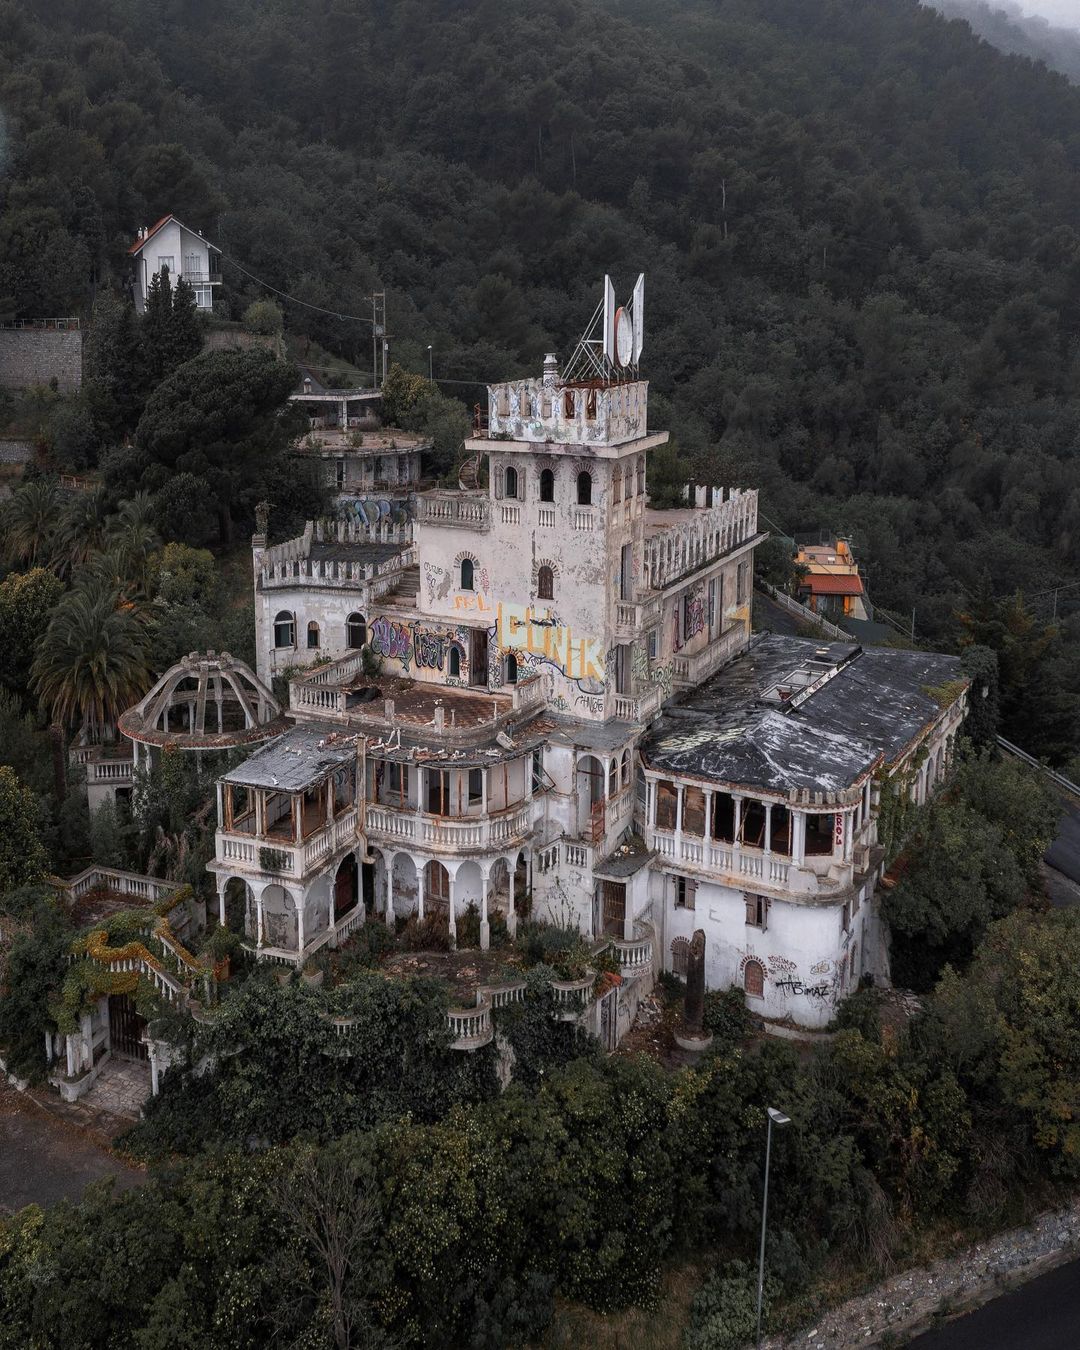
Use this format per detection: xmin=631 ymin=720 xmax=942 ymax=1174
xmin=382 ymin=947 xmax=526 ymax=1004
xmin=69 ymin=886 xmax=153 ymax=929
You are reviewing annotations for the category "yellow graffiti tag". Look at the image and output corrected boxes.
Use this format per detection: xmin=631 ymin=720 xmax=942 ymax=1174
xmin=496 ymin=603 xmax=605 ymax=682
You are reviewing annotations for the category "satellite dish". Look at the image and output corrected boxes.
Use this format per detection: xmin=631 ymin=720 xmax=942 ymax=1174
xmin=602 ymin=275 xmax=617 ymax=364
xmin=632 ymin=273 xmax=645 ymax=363
xmin=614 ymin=307 xmax=633 ymax=367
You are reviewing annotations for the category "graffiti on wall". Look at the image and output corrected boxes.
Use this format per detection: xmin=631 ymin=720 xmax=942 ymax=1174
xmin=672 ymin=581 xmax=706 ymax=654
xmin=369 ymin=616 xmax=413 ymax=670
xmin=495 ymin=602 xmax=606 ymax=684
xmin=414 ymin=628 xmax=465 ymax=672
xmin=424 ymin=562 xmax=453 ymax=605
xmin=453 ymin=593 xmax=492 ymax=611
xmin=774 ymin=978 xmax=830 ymax=1000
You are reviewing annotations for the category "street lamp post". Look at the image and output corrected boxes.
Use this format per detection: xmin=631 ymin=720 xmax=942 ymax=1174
xmin=427 ymin=344 xmax=433 ymax=381
xmin=756 ymin=1106 xmax=790 ymax=1347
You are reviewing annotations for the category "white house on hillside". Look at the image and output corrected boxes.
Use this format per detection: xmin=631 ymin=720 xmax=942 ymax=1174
xmin=129 ymin=215 xmax=222 ymax=313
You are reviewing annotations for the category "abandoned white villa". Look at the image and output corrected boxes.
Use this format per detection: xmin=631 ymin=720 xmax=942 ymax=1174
xmin=51 ymin=275 xmax=967 ymax=1099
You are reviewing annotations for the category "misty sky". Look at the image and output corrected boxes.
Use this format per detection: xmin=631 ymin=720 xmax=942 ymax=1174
xmin=1017 ymin=0 xmax=1080 ymax=27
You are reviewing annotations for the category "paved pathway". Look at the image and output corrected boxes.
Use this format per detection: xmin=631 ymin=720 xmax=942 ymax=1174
xmin=0 ymin=1079 xmax=144 ymax=1216
xmin=906 ymin=1255 xmax=1080 ymax=1349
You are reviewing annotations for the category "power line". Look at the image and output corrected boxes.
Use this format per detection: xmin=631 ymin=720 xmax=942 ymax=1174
xmin=219 ymin=253 xmax=378 ymax=325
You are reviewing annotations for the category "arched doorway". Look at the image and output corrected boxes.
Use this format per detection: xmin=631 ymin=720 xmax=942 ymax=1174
xmin=262 ymin=884 xmax=298 ymax=951
xmin=513 ymin=850 xmax=529 ymax=922
xmin=424 ymin=860 xmax=451 ymax=917
xmin=334 ymin=854 xmax=359 ymax=921
xmin=488 ymin=857 xmax=510 ymax=923
xmin=576 ymin=754 xmax=606 ymax=842
xmin=391 ymin=853 xmax=418 ymax=918
xmin=223 ymin=876 xmax=250 ymax=937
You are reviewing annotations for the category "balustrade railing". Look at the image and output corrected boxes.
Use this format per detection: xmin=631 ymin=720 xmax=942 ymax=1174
xmin=418 ymin=492 xmax=491 ymax=529
xmin=550 ymin=976 xmax=593 ymax=1020
xmin=646 ymin=828 xmax=797 ymax=890
xmin=671 ymin=624 xmax=748 ymax=689
xmin=366 ymin=802 xmax=532 ymax=852
xmin=611 ymin=685 xmax=662 ymax=724
xmin=448 ymin=1000 xmax=494 ymax=1049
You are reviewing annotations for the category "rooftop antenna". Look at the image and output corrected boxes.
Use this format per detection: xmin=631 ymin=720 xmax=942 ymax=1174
xmin=562 ymin=273 xmax=645 ymax=384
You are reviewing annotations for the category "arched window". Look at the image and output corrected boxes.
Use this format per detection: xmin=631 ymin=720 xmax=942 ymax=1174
xmin=537 ymin=564 xmax=554 ymax=600
xmin=346 ymin=613 xmax=367 ymax=649
xmin=744 ymin=959 xmax=765 ymax=998
xmin=621 ymin=748 xmax=631 ymax=788
xmin=670 ymin=936 xmax=690 ymax=978
xmin=539 ymin=468 xmax=555 ymax=502
xmin=636 ymin=456 xmax=645 ymax=496
xmin=460 ymin=557 xmax=475 ymax=591
xmin=274 ymin=611 xmax=295 ymax=648
xmin=448 ymin=645 xmax=462 ymax=679
xmin=608 ymin=760 xmax=618 ymax=796
xmin=505 ymin=653 xmax=518 ymax=684
xmin=307 ymin=621 xmax=320 ymax=649
xmin=577 ymin=471 xmax=592 ymax=505
xmin=612 ymin=465 xmax=622 ymax=504
xmin=505 ymin=465 xmax=518 ymax=499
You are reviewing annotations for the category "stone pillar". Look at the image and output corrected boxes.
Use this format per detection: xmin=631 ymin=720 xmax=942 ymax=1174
xmin=703 ymin=789 xmax=714 ymax=842
xmin=217 ymin=876 xmax=227 ymax=926
xmin=764 ymin=802 xmax=773 ymax=855
xmin=733 ymin=796 xmax=743 ymax=850
xmin=417 ymin=861 xmax=425 ymax=923
xmin=507 ymin=864 xmax=517 ymax=940
xmin=297 ymin=895 xmax=306 ymax=957
xmin=386 ymin=859 xmax=395 ymax=929
xmin=479 ymin=863 xmax=490 ymax=951
xmin=448 ymin=865 xmax=458 ymax=949
xmin=255 ymin=885 xmax=265 ymax=948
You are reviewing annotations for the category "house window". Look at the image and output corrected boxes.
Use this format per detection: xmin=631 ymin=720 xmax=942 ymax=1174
xmin=346 ymin=613 xmax=367 ymax=649
xmin=683 ymin=594 xmax=694 ymax=643
xmin=612 ymin=466 xmax=622 ymax=503
xmin=273 ymin=611 xmax=295 ymax=648
xmin=745 ymin=894 xmax=769 ymax=929
xmin=537 ymin=565 xmax=554 ymax=600
xmin=712 ymin=792 xmax=736 ymax=843
xmin=707 ymin=578 xmax=717 ymax=634
xmin=670 ymin=936 xmax=690 ymax=977
xmin=468 ymin=768 xmax=483 ymax=806
xmin=683 ymin=786 xmax=706 ymax=837
xmin=647 ymin=629 xmax=658 ymax=661
xmin=336 ymin=458 xmax=346 ymax=489
xmin=841 ymin=902 xmax=851 ymax=932
xmin=505 ymin=465 xmax=518 ymax=499
xmin=608 ymin=760 xmax=618 ymax=797
xmin=770 ymin=805 xmax=792 ymax=855
xmin=621 ymin=749 xmax=631 ymax=789
xmin=737 ymin=560 xmax=750 ymax=604
xmin=675 ymin=876 xmax=696 ymax=910
xmin=744 ymin=959 xmax=765 ymax=998
xmin=460 ymin=558 xmax=475 ymax=591
xmin=156 ymin=255 xmax=174 ymax=276
xmin=448 ymin=645 xmax=462 ymax=678
xmin=194 ymin=287 xmax=212 ymax=309
xmin=539 ymin=468 xmax=555 ymax=502
xmin=576 ymin=471 xmax=592 ymax=505
xmin=738 ymin=800 xmax=767 ymax=849
xmin=505 ymin=653 xmax=518 ymax=684
xmin=307 ymin=621 xmax=320 ymax=649
xmin=531 ymin=748 xmax=544 ymax=794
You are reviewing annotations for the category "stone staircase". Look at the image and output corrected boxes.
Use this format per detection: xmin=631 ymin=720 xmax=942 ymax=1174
xmin=380 ymin=565 xmax=420 ymax=606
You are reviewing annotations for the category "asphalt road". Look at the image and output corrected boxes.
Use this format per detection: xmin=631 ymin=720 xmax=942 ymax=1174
xmin=0 ymin=1091 xmax=142 ymax=1215
xmin=906 ymin=1256 xmax=1080 ymax=1349
xmin=1045 ymin=798 xmax=1080 ymax=902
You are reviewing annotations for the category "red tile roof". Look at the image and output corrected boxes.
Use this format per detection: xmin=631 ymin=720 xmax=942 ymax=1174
xmin=128 ymin=215 xmax=221 ymax=256
xmin=800 ymin=574 xmax=864 ymax=596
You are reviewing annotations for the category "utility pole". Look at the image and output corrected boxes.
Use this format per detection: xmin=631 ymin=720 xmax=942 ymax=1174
xmin=369 ymin=291 xmax=386 ymax=389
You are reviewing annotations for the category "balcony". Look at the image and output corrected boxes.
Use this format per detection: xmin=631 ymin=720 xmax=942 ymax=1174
xmin=610 ymin=685 xmax=663 ymax=724
xmin=365 ymin=801 xmax=532 ymax=855
xmin=645 ymin=827 xmax=841 ymax=894
xmin=614 ymin=593 xmax=662 ymax=638
xmin=417 ymin=491 xmax=491 ymax=530
xmin=181 ymin=268 xmax=222 ymax=284
xmin=671 ymin=624 xmax=748 ymax=690
xmin=215 ymin=805 xmax=360 ymax=882
xmin=611 ymin=925 xmax=654 ymax=979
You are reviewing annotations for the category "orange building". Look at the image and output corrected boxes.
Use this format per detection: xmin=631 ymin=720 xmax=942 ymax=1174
xmin=795 ymin=539 xmax=868 ymax=621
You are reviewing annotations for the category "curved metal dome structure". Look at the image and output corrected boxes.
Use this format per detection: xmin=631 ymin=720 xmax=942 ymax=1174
xmin=119 ymin=651 xmax=286 ymax=751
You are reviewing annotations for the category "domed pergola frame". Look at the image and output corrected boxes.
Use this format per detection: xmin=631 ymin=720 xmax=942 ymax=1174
xmin=119 ymin=651 xmax=287 ymax=755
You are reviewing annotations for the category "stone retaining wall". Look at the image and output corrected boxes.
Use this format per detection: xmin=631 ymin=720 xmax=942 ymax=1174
xmin=0 ymin=330 xmax=83 ymax=392
xmin=0 ymin=439 xmax=33 ymax=464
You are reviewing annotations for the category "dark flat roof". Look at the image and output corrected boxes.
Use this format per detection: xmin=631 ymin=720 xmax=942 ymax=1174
xmin=222 ymin=725 xmax=361 ymax=791
xmin=308 ymin=541 xmax=403 ymax=566
xmin=641 ymin=634 xmax=964 ymax=795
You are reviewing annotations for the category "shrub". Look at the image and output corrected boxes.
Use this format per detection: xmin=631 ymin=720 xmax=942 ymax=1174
xmin=683 ymin=1261 xmax=774 ymax=1350
xmin=703 ymin=985 xmax=753 ymax=1048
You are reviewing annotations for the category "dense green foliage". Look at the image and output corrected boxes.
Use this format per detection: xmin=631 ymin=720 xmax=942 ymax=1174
xmin=931 ymin=1 xmax=1080 ymax=83
xmin=4 ymin=0 xmax=1080 ymax=750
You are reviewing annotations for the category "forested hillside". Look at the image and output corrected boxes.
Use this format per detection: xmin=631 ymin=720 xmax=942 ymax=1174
xmin=927 ymin=1 xmax=1080 ymax=83
xmin=4 ymin=0 xmax=1080 ymax=759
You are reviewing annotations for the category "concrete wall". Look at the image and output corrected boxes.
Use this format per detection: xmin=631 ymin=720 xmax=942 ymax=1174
xmin=0 ymin=330 xmax=83 ymax=392
xmin=0 ymin=439 xmax=33 ymax=464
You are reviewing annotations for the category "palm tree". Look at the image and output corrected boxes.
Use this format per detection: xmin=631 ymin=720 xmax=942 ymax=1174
xmin=55 ymin=487 xmax=111 ymax=576
xmin=2 ymin=480 xmax=58 ymax=568
xmin=106 ymin=493 xmax=161 ymax=598
xmin=31 ymin=577 xmax=152 ymax=737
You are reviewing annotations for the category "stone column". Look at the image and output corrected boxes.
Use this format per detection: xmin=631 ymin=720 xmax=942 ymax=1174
xmin=217 ymin=876 xmax=227 ymax=927
xmin=507 ymin=863 xmax=517 ymax=940
xmin=764 ymin=803 xmax=773 ymax=855
xmin=417 ymin=860 xmax=425 ymax=923
xmin=255 ymin=885 xmax=265 ymax=948
xmin=386 ymin=858 xmax=395 ymax=929
xmin=685 ymin=930 xmax=706 ymax=1035
xmin=297 ymin=893 xmax=306 ymax=957
xmin=792 ymin=811 xmax=805 ymax=865
xmin=479 ymin=863 xmax=491 ymax=951
xmin=447 ymin=864 xmax=459 ymax=949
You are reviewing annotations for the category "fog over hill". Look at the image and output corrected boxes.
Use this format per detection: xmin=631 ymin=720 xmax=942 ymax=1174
xmin=927 ymin=0 xmax=1080 ymax=80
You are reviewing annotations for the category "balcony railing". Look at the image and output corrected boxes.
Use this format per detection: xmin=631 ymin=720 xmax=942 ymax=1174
xmin=614 ymin=593 xmax=662 ymax=637
xmin=611 ymin=927 xmax=653 ymax=978
xmin=181 ymin=269 xmax=222 ymax=284
xmin=646 ymin=827 xmax=806 ymax=890
xmin=365 ymin=801 xmax=532 ymax=854
xmin=671 ymin=624 xmax=748 ymax=689
xmin=215 ymin=807 xmax=360 ymax=881
xmin=610 ymin=685 xmax=663 ymax=724
xmin=417 ymin=492 xmax=491 ymax=530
